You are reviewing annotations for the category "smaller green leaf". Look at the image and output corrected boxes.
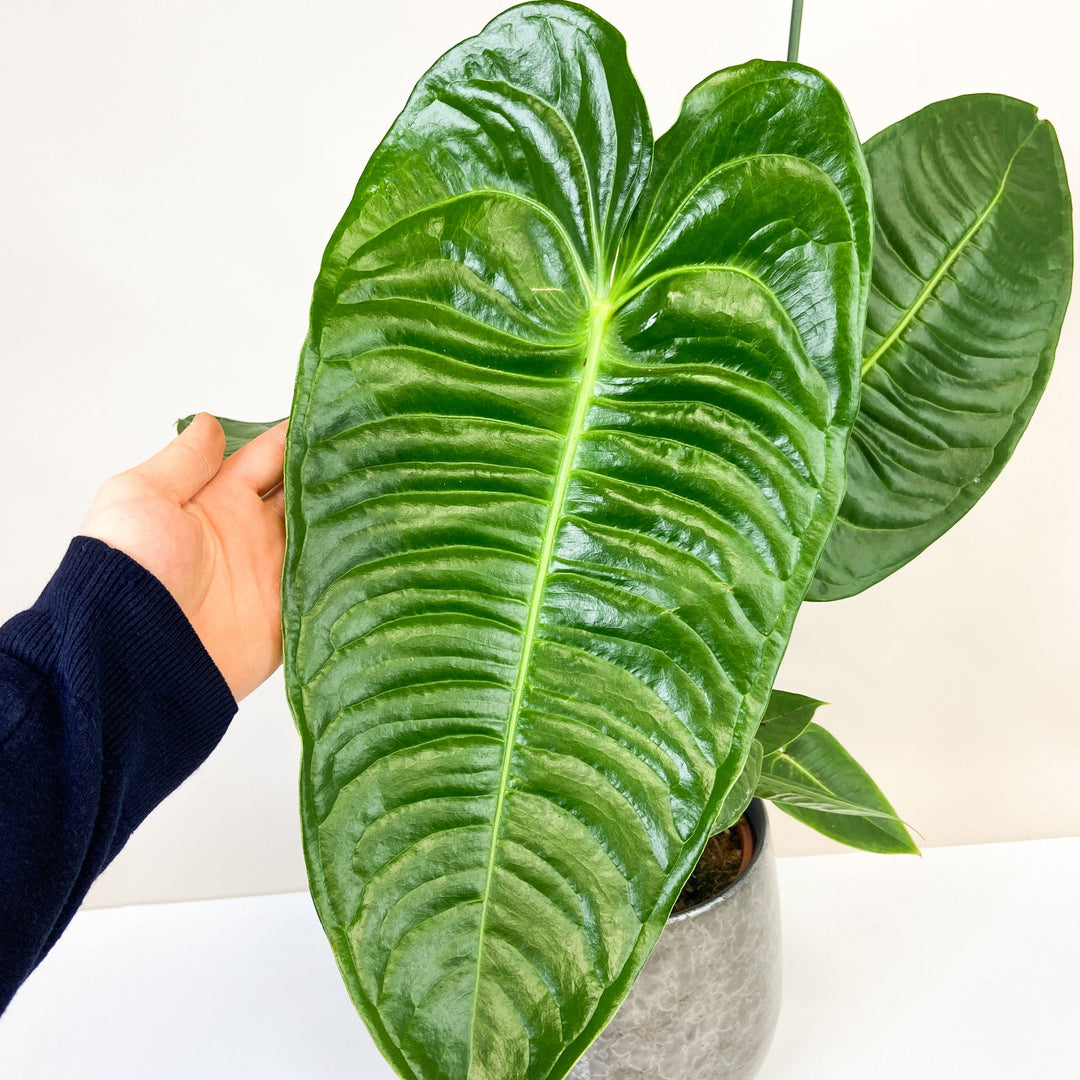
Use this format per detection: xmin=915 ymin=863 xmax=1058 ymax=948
xmin=756 ymin=689 xmax=825 ymax=756
xmin=756 ymin=722 xmax=918 ymax=854
xmin=711 ymin=740 xmax=763 ymax=835
xmin=176 ymin=414 xmax=285 ymax=458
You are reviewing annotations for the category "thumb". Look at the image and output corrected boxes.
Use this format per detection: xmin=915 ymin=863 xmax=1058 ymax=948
xmin=135 ymin=412 xmax=227 ymax=502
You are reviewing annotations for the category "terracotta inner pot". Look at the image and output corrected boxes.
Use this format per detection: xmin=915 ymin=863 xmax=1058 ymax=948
xmin=673 ymin=813 xmax=756 ymax=914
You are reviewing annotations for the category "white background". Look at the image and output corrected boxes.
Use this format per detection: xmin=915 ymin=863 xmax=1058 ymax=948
xmin=4 ymin=839 xmax=1078 ymax=1078
xmin=0 ymin=0 xmax=1077 ymax=908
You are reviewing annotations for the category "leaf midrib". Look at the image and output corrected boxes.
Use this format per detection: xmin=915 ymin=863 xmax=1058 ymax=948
xmin=466 ymin=294 xmax=614 ymax=1071
xmin=861 ymin=122 xmax=1040 ymax=378
xmin=763 ymin=750 xmax=901 ymax=820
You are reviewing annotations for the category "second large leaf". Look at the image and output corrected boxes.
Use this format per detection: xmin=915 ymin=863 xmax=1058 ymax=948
xmin=811 ymin=94 xmax=1073 ymax=600
xmin=282 ymin=5 xmax=867 ymax=1079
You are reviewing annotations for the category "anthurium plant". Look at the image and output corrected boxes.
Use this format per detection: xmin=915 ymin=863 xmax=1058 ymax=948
xmin=179 ymin=3 xmax=1072 ymax=1078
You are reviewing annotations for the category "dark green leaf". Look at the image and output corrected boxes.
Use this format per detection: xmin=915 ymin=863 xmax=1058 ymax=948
xmin=176 ymin=414 xmax=284 ymax=458
xmin=756 ymin=688 xmax=825 ymax=756
xmin=282 ymin=6 xmax=868 ymax=1079
xmin=757 ymin=722 xmax=918 ymax=854
xmin=711 ymin=739 xmax=762 ymax=835
xmin=812 ymin=94 xmax=1074 ymax=600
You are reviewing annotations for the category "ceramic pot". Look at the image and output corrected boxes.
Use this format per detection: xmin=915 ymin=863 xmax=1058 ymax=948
xmin=568 ymin=799 xmax=781 ymax=1080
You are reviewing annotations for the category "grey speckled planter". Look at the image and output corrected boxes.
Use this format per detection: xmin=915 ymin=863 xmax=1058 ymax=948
xmin=569 ymin=800 xmax=781 ymax=1080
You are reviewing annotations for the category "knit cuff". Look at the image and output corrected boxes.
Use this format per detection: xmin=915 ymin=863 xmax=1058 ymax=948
xmin=25 ymin=536 xmax=238 ymax=833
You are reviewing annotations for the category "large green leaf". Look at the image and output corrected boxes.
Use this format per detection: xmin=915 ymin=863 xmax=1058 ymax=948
xmin=756 ymin=721 xmax=918 ymax=855
xmin=282 ymin=6 xmax=867 ymax=1079
xmin=811 ymin=94 xmax=1074 ymax=600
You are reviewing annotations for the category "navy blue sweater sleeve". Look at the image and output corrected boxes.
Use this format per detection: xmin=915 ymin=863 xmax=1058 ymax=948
xmin=0 ymin=536 xmax=237 ymax=1012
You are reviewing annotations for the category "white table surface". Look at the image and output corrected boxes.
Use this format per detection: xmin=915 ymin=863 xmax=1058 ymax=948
xmin=2 ymin=837 xmax=1077 ymax=1079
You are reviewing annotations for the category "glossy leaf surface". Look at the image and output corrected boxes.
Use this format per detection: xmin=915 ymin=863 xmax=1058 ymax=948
xmin=756 ymin=722 xmax=918 ymax=854
xmin=283 ymin=6 xmax=867 ymax=1078
xmin=812 ymin=94 xmax=1074 ymax=600
xmin=176 ymin=414 xmax=284 ymax=458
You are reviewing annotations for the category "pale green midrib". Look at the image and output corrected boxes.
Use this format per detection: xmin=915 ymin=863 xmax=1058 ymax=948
xmin=764 ymin=751 xmax=899 ymax=821
xmin=465 ymin=294 xmax=613 ymax=1074
xmin=861 ymin=125 xmax=1040 ymax=379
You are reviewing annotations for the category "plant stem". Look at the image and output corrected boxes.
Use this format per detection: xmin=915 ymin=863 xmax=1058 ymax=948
xmin=787 ymin=0 xmax=804 ymax=63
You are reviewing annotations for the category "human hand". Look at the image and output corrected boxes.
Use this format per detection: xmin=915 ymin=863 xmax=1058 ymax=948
xmin=82 ymin=413 xmax=287 ymax=701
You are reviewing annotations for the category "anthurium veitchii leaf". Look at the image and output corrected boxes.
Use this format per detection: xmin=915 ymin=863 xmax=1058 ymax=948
xmin=282 ymin=5 xmax=868 ymax=1078
xmin=811 ymin=94 xmax=1073 ymax=600
xmin=176 ymin=414 xmax=285 ymax=458
xmin=756 ymin=721 xmax=918 ymax=855
xmin=754 ymin=688 xmax=825 ymax=756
